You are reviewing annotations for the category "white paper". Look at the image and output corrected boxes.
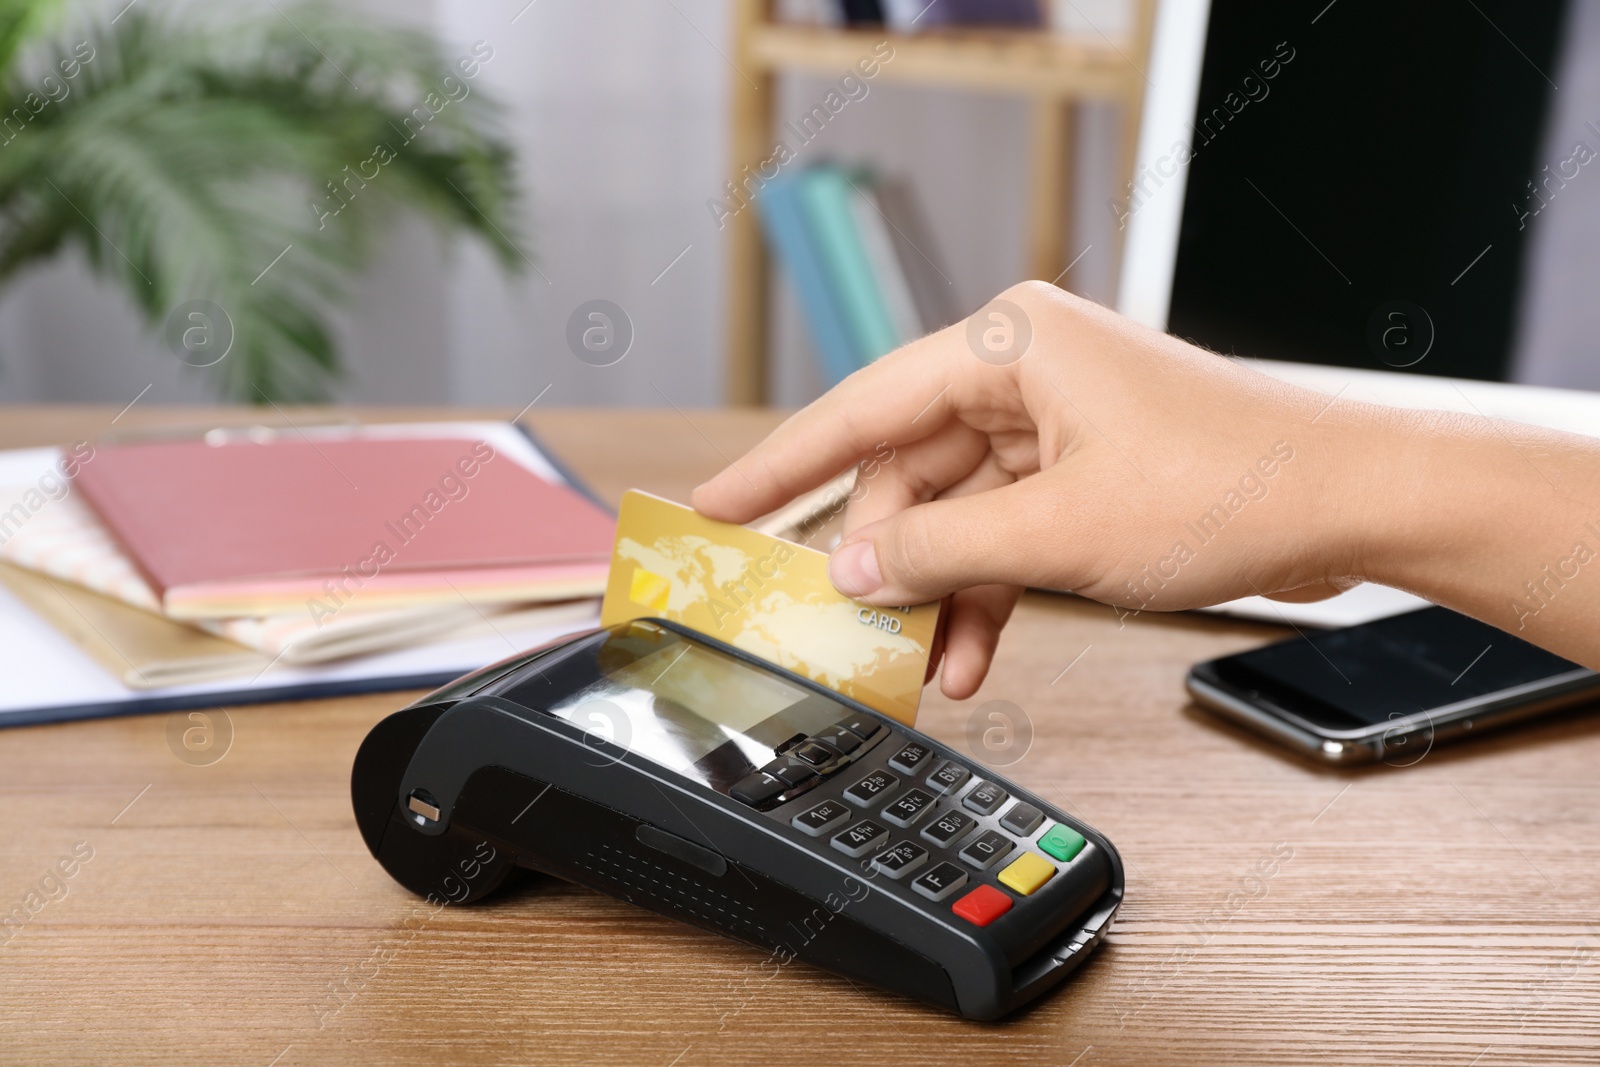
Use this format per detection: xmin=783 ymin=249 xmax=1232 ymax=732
xmin=0 ymin=572 xmax=597 ymax=720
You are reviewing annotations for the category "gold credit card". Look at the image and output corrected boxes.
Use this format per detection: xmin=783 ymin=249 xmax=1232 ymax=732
xmin=600 ymin=490 xmax=940 ymax=725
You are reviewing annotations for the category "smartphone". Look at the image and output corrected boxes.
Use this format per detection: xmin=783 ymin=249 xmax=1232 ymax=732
xmin=1186 ymin=606 xmax=1600 ymax=764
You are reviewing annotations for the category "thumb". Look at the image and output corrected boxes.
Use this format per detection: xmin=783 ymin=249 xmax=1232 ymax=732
xmin=828 ymin=477 xmax=1060 ymax=604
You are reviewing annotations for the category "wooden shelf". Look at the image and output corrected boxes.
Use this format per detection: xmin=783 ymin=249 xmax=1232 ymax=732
xmin=722 ymin=3 xmax=1156 ymax=405
xmin=746 ymin=24 xmax=1142 ymax=100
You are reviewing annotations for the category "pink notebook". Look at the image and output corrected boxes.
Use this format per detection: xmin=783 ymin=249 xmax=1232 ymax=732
xmin=73 ymin=435 xmax=614 ymax=619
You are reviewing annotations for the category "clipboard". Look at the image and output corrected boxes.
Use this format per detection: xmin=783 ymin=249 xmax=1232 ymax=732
xmin=0 ymin=421 xmax=606 ymax=728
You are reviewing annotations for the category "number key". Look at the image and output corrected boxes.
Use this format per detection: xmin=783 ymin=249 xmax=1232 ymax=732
xmin=870 ymin=841 xmax=929 ymax=880
xmin=962 ymin=781 xmax=1009 ymax=816
xmin=921 ymin=808 xmax=976 ymax=848
xmin=958 ymin=829 xmax=1015 ymax=870
xmin=881 ymin=788 xmax=935 ymax=828
xmin=791 ymin=799 xmax=851 ymax=837
xmin=888 ymin=742 xmax=933 ymax=775
xmin=926 ymin=760 xmax=970 ymax=795
xmin=830 ymin=820 xmax=889 ymax=858
xmin=843 ymin=770 xmax=899 ymax=808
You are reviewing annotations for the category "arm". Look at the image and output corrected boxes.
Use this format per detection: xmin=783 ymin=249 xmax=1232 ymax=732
xmin=694 ymin=283 xmax=1600 ymax=697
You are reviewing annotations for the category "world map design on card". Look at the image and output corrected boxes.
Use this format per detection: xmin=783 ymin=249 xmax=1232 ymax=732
xmin=600 ymin=491 xmax=940 ymax=725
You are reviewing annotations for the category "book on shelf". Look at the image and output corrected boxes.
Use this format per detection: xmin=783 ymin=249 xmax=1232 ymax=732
xmin=758 ymin=163 xmax=954 ymax=386
xmin=838 ymin=0 xmax=886 ymax=24
xmin=917 ymin=0 xmax=1043 ymax=27
xmin=784 ymin=0 xmax=1046 ymax=30
xmin=872 ymin=176 xmax=960 ymax=331
xmin=758 ymin=170 xmax=863 ymax=386
xmin=798 ymin=166 xmax=902 ymax=365
xmin=775 ymin=0 xmax=843 ymax=24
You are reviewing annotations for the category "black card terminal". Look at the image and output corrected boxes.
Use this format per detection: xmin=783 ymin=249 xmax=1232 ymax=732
xmin=351 ymin=619 xmax=1124 ymax=1020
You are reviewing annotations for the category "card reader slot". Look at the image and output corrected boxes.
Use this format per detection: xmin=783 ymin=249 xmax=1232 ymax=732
xmin=1008 ymin=883 xmax=1122 ymax=1000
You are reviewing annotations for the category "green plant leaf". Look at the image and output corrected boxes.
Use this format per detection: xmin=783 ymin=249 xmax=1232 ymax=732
xmin=0 ymin=1 xmax=524 ymax=402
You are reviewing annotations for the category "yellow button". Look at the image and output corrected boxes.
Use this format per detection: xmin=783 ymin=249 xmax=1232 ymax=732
xmin=998 ymin=852 xmax=1056 ymax=896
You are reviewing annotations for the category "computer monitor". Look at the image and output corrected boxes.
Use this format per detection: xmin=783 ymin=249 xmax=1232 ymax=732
xmin=1115 ymin=0 xmax=1595 ymax=627
xmin=1118 ymin=0 xmax=1571 ymax=384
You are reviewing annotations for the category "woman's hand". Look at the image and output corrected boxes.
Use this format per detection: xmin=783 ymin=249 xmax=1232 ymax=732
xmin=693 ymin=282 xmax=1600 ymax=695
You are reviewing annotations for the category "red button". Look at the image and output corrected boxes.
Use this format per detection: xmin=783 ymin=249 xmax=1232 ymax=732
xmin=951 ymin=884 xmax=1013 ymax=926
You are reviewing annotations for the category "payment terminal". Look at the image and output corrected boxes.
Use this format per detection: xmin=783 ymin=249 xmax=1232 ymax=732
xmin=352 ymin=619 xmax=1123 ymax=1020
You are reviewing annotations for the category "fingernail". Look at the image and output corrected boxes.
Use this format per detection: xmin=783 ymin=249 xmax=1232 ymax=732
xmin=830 ymin=540 xmax=882 ymax=597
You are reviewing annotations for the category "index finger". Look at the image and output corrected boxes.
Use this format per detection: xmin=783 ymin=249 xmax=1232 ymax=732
xmin=691 ymin=327 xmax=971 ymax=524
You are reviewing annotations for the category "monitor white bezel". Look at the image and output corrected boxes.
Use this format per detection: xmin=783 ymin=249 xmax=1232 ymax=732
xmin=1115 ymin=0 xmax=1214 ymax=330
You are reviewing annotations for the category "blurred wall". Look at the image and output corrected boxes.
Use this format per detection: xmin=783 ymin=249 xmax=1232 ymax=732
xmin=1511 ymin=0 xmax=1600 ymax=391
xmin=0 ymin=0 xmax=1128 ymax=408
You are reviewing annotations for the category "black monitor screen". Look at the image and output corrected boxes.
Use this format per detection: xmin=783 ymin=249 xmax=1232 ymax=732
xmin=1165 ymin=0 xmax=1569 ymax=380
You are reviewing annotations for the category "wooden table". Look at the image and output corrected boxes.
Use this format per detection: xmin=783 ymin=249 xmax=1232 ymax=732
xmin=3 ymin=407 xmax=1598 ymax=1066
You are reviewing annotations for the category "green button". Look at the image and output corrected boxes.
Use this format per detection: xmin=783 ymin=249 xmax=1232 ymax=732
xmin=1038 ymin=824 xmax=1086 ymax=862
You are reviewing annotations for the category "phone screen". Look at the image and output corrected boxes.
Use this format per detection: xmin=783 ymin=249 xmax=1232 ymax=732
xmin=1207 ymin=607 xmax=1585 ymax=729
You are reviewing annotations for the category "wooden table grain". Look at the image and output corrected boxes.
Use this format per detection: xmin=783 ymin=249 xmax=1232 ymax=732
xmin=2 ymin=407 xmax=1598 ymax=1067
